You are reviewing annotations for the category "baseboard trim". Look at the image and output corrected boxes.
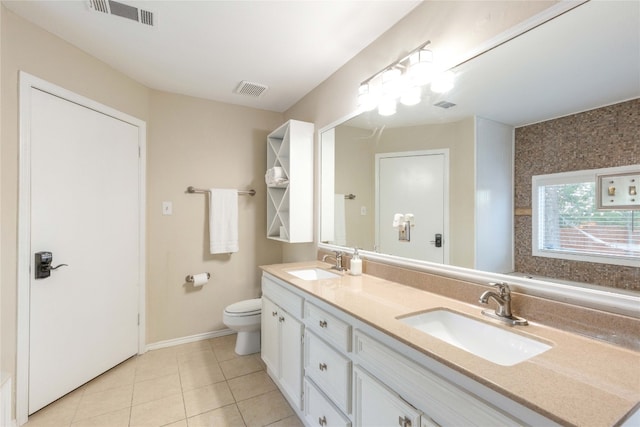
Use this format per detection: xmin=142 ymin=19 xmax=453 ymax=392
xmin=144 ymin=329 xmax=235 ymax=353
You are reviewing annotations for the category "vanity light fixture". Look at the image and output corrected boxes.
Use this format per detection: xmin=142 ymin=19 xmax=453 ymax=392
xmin=358 ymin=41 xmax=455 ymax=116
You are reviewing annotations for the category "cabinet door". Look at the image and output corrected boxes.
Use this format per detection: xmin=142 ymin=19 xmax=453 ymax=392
xmin=280 ymin=311 xmax=304 ymax=410
xmin=304 ymin=378 xmax=351 ymax=427
xmin=261 ymin=297 xmax=280 ymax=376
xmin=353 ymin=366 xmax=421 ymax=427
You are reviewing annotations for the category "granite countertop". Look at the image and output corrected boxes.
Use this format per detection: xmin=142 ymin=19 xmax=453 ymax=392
xmin=261 ymin=261 xmax=640 ymax=427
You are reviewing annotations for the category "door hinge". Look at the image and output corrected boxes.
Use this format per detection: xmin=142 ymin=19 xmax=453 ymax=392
xmin=138 ymin=146 xmax=141 ymax=158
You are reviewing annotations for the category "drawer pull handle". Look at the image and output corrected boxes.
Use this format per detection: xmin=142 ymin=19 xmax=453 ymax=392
xmin=319 ymin=362 xmax=327 ymax=371
xmin=279 ymin=316 xmax=285 ymax=323
xmin=399 ymin=416 xmax=412 ymax=427
xmin=319 ymin=416 xmax=327 ymax=426
xmin=319 ymin=320 xmax=328 ymax=328
xmin=271 ymin=311 xmax=278 ymax=317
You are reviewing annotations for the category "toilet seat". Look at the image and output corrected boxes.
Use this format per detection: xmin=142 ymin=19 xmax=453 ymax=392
xmin=224 ymin=298 xmax=261 ymax=316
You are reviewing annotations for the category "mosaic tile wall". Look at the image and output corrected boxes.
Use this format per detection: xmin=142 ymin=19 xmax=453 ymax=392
xmin=514 ymin=98 xmax=640 ymax=291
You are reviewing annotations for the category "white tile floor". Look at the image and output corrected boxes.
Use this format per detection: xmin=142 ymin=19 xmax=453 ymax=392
xmin=24 ymin=335 xmax=303 ymax=427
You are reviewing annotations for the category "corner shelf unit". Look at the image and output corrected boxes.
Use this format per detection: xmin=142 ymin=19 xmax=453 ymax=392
xmin=267 ymin=119 xmax=314 ymax=242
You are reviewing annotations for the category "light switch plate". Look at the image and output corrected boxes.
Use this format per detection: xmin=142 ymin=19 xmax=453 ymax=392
xmin=162 ymin=201 xmax=173 ymax=215
xmin=597 ymin=171 xmax=640 ymax=210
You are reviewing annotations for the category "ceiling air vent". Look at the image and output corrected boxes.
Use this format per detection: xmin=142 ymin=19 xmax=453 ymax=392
xmin=88 ymin=0 xmax=155 ymax=27
xmin=434 ymin=100 xmax=457 ymax=109
xmin=235 ymin=81 xmax=269 ymax=98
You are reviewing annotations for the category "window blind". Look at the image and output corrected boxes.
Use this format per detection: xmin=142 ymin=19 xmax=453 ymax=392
xmin=539 ymin=182 xmax=640 ymax=259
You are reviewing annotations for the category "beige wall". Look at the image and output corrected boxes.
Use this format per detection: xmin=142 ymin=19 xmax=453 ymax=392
xmin=333 ymin=126 xmax=375 ymax=250
xmin=284 ymin=0 xmax=558 ymax=262
xmin=147 ymin=91 xmax=282 ymax=343
xmin=0 ymin=0 xmax=3 ymax=384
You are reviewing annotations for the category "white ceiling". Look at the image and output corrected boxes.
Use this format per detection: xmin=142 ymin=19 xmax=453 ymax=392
xmin=3 ymin=0 xmax=421 ymax=112
xmin=348 ymin=0 xmax=640 ymax=129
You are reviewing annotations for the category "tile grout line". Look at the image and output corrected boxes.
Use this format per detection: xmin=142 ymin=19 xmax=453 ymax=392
xmin=174 ymin=350 xmax=189 ymax=426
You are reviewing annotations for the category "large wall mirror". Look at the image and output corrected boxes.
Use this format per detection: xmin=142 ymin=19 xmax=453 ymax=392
xmin=319 ymin=1 xmax=639 ymax=304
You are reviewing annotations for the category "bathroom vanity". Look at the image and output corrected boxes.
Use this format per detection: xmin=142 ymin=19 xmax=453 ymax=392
xmin=260 ymin=261 xmax=640 ymax=427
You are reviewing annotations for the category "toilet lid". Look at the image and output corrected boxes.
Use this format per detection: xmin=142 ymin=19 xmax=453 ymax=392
xmin=226 ymin=298 xmax=262 ymax=315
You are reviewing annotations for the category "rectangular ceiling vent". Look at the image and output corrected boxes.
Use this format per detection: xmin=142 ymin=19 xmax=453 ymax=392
xmin=434 ymin=100 xmax=457 ymax=109
xmin=235 ymin=81 xmax=269 ymax=98
xmin=88 ymin=0 xmax=155 ymax=27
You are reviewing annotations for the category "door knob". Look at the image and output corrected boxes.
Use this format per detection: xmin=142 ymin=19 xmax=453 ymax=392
xmin=429 ymin=233 xmax=443 ymax=247
xmin=34 ymin=251 xmax=68 ymax=279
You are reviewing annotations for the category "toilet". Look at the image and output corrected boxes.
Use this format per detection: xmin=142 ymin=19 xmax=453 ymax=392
xmin=223 ymin=298 xmax=262 ymax=355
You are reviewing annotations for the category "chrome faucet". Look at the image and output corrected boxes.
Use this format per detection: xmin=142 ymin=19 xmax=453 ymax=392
xmin=479 ymin=282 xmax=528 ymax=325
xmin=322 ymin=251 xmax=346 ymax=271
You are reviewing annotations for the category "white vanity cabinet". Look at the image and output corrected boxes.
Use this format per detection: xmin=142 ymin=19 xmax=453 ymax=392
xmin=261 ymin=275 xmax=304 ymax=410
xmin=261 ymin=271 xmax=557 ymax=427
xmin=266 ymin=119 xmax=314 ymax=243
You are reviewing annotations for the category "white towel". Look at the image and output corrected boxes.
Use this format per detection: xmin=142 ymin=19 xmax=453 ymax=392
xmin=392 ymin=213 xmax=404 ymax=227
xmin=333 ymin=194 xmax=347 ymax=246
xmin=209 ymin=188 xmax=239 ymax=254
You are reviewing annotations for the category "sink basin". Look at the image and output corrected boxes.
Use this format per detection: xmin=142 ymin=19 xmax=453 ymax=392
xmin=287 ymin=268 xmax=340 ymax=281
xmin=397 ymin=309 xmax=551 ymax=366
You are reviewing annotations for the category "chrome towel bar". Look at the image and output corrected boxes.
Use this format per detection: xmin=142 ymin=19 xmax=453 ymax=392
xmin=187 ymin=186 xmax=256 ymax=196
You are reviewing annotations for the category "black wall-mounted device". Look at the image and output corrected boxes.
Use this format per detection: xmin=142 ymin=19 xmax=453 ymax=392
xmin=35 ymin=251 xmax=53 ymax=279
xmin=34 ymin=251 xmax=68 ymax=279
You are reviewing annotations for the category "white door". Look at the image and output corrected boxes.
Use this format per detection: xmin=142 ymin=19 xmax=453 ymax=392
xmin=28 ymin=87 xmax=140 ymax=414
xmin=376 ymin=151 xmax=447 ymax=263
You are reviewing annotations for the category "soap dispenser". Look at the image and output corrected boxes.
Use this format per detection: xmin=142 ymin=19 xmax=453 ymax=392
xmin=350 ymin=248 xmax=362 ymax=276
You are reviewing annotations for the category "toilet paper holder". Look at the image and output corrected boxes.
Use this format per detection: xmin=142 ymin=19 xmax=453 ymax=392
xmin=186 ymin=272 xmax=211 ymax=282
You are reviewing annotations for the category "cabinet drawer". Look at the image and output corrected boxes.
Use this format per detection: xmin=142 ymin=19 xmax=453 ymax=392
xmin=353 ymin=330 xmax=519 ymax=426
xmin=305 ymin=331 xmax=351 ymax=413
xmin=305 ymin=301 xmax=352 ymax=352
xmin=262 ymin=275 xmax=303 ymax=319
xmin=304 ymin=378 xmax=351 ymax=427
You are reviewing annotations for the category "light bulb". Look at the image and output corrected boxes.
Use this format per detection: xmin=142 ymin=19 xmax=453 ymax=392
xmin=382 ymin=68 xmax=402 ymax=98
xmin=358 ymin=83 xmax=376 ymax=111
xmin=407 ymin=49 xmax=434 ymax=86
xmin=431 ymin=70 xmax=455 ymax=93
xmin=378 ymin=97 xmax=397 ymax=116
xmin=400 ymin=86 xmax=421 ymax=106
